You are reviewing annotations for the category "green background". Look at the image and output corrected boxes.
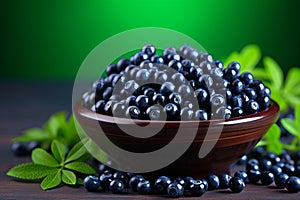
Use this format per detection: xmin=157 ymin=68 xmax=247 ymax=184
xmin=1 ymin=0 xmax=299 ymax=81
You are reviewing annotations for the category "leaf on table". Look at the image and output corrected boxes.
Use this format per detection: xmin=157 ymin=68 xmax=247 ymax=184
xmin=31 ymin=148 xmax=60 ymax=167
xmin=6 ymin=163 xmax=57 ymax=180
xmin=281 ymin=118 xmax=298 ymax=136
xmin=61 ymin=170 xmax=76 ymax=185
xmin=64 ymin=161 xmax=96 ymax=174
xmin=41 ymin=170 xmax=61 ymax=190
xmin=263 ymin=56 xmax=283 ymax=90
xmin=12 ymin=128 xmax=50 ymax=142
xmin=51 ymin=140 xmax=66 ymax=163
xmin=65 ymin=141 xmax=87 ymax=163
xmin=284 ymin=67 xmax=300 ymax=93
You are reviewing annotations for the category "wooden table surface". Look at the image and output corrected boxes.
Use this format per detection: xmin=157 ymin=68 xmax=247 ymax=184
xmin=0 ymin=81 xmax=299 ymax=200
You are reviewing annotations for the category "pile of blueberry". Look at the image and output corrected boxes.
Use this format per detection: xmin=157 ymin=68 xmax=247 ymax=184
xmin=83 ymin=147 xmax=300 ymax=198
xmin=83 ymin=164 xmax=246 ymax=198
xmin=82 ymin=44 xmax=271 ymax=121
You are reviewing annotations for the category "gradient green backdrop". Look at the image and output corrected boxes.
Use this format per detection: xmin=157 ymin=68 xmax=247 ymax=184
xmin=2 ymin=0 xmax=300 ymax=81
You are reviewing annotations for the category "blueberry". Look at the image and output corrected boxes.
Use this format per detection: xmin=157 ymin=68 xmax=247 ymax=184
xmin=102 ymin=87 xmax=113 ymax=102
xmin=214 ymin=106 xmax=231 ymax=119
xmin=244 ymin=88 xmax=257 ymax=100
xmin=106 ymin=64 xmax=118 ymax=76
xmin=200 ymin=61 xmax=214 ymax=74
xmin=260 ymin=171 xmax=274 ymax=185
xmin=251 ymin=147 xmax=266 ymax=159
xmin=237 ymin=155 xmax=247 ymax=165
xmin=219 ymin=173 xmax=232 ymax=189
xmin=259 ymin=159 xmax=272 ymax=171
xmin=150 ymin=55 xmax=164 ymax=64
xmin=244 ymin=100 xmax=260 ymax=115
xmin=231 ymin=107 xmax=244 ymax=117
xmin=135 ymin=95 xmax=149 ymax=111
xmin=117 ymin=58 xmax=130 ymax=72
xmin=189 ymin=180 xmax=206 ymax=197
xmin=283 ymin=164 xmax=295 ymax=176
xmin=200 ymin=179 xmax=209 ymax=191
xmin=160 ymin=82 xmax=175 ymax=96
xmin=142 ymin=44 xmax=156 ymax=57
xmin=146 ymin=105 xmax=165 ymax=120
xmin=285 ymin=176 xmax=300 ymax=193
xmin=113 ymin=172 xmax=129 ymax=187
xmin=125 ymin=95 xmax=137 ymax=106
xmin=234 ymin=171 xmax=249 ymax=183
xmin=99 ymin=172 xmax=113 ymax=191
xmin=177 ymin=84 xmax=192 ymax=98
xmin=214 ymin=60 xmax=224 ymax=70
xmin=129 ymin=175 xmax=145 ymax=192
xmin=152 ymin=93 xmax=165 ymax=106
xmin=144 ymin=88 xmax=156 ymax=99
xmin=270 ymin=166 xmax=283 ymax=177
xmin=167 ymin=182 xmax=184 ymax=198
xmin=257 ymin=95 xmax=271 ymax=110
xmin=125 ymin=106 xmax=140 ymax=119
xmin=180 ymin=107 xmax=194 ymax=120
xmin=137 ymin=180 xmax=152 ymax=194
xmin=194 ymin=88 xmax=209 ymax=105
xmin=168 ymin=93 xmax=182 ymax=105
xmin=166 ymin=53 xmax=181 ymax=63
xmin=275 ymin=173 xmax=289 ymax=189
xmin=248 ymin=170 xmax=261 ymax=184
xmin=210 ymin=94 xmax=226 ymax=108
xmin=171 ymin=72 xmax=186 ymax=84
xmin=251 ymin=80 xmax=266 ymax=96
xmin=154 ymin=71 xmax=168 ymax=84
xmin=198 ymin=52 xmax=213 ymax=63
xmin=230 ymin=79 xmax=245 ymax=94
xmin=181 ymin=59 xmax=194 ymax=71
xmin=223 ymin=64 xmax=239 ymax=81
xmin=27 ymin=141 xmax=40 ymax=153
xmin=11 ymin=142 xmax=28 ymax=156
xmin=163 ymin=46 xmax=177 ymax=57
xmin=109 ymin=179 xmax=125 ymax=194
xmin=153 ymin=176 xmax=172 ymax=194
xmin=194 ymin=109 xmax=208 ymax=120
xmin=83 ymin=175 xmax=101 ymax=192
xmin=199 ymin=74 xmax=213 ymax=89
xmin=173 ymin=177 xmax=186 ymax=188
xmin=229 ymin=177 xmax=245 ymax=193
xmin=230 ymin=95 xmax=243 ymax=108
xmin=104 ymin=100 xmax=117 ymax=116
xmin=133 ymin=52 xmax=149 ymax=65
xmin=206 ymin=174 xmax=219 ymax=190
xmin=184 ymin=176 xmax=195 ymax=189
xmin=112 ymin=102 xmax=126 ymax=118
xmin=168 ymin=60 xmax=183 ymax=72
xmin=240 ymin=72 xmax=254 ymax=86
xmin=189 ymin=66 xmax=203 ymax=80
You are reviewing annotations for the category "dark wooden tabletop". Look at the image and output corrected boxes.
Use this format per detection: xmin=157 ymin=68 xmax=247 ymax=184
xmin=0 ymin=81 xmax=299 ymax=200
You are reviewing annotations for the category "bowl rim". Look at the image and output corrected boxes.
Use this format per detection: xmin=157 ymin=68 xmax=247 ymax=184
xmin=74 ymin=99 xmax=279 ymax=127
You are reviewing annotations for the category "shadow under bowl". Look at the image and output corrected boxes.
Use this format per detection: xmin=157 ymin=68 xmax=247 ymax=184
xmin=74 ymin=100 xmax=279 ymax=179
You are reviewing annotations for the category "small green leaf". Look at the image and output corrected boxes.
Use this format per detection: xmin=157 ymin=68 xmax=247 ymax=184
xmin=295 ymin=104 xmax=300 ymax=129
xmin=31 ymin=148 xmax=60 ymax=167
xmin=41 ymin=170 xmax=61 ymax=190
xmin=62 ymin=170 xmax=76 ymax=185
xmin=44 ymin=112 xmax=67 ymax=138
xmin=286 ymin=94 xmax=300 ymax=109
xmin=239 ymin=44 xmax=261 ymax=72
xmin=284 ymin=67 xmax=300 ymax=93
xmin=51 ymin=140 xmax=66 ymax=163
xmin=12 ymin=128 xmax=50 ymax=142
xmin=264 ymin=56 xmax=283 ymax=90
xmin=281 ymin=118 xmax=298 ymax=136
xmin=6 ymin=163 xmax=56 ymax=180
xmin=264 ymin=124 xmax=283 ymax=154
xmin=65 ymin=161 xmax=96 ymax=174
xmin=77 ymin=178 xmax=84 ymax=185
xmin=65 ymin=141 xmax=87 ymax=163
xmin=252 ymin=68 xmax=268 ymax=81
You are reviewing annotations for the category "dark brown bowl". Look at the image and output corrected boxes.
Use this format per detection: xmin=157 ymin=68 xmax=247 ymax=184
xmin=74 ymin=100 xmax=279 ymax=179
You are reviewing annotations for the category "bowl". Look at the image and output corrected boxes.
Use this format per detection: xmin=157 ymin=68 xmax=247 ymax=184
xmin=74 ymin=100 xmax=279 ymax=179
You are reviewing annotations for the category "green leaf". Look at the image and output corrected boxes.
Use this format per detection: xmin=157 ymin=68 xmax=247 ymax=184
xmin=264 ymin=124 xmax=283 ymax=154
xmin=12 ymin=128 xmax=50 ymax=142
xmin=31 ymin=148 xmax=60 ymax=167
xmin=223 ymin=51 xmax=240 ymax=68
xmin=263 ymin=56 xmax=283 ymax=90
xmin=62 ymin=170 xmax=76 ymax=185
xmin=77 ymin=178 xmax=84 ymax=185
xmin=41 ymin=170 xmax=61 ymax=190
xmin=281 ymin=118 xmax=298 ymax=136
xmin=284 ymin=67 xmax=300 ymax=93
xmin=6 ymin=163 xmax=57 ymax=180
xmin=44 ymin=112 xmax=67 ymax=138
xmin=295 ymin=104 xmax=300 ymax=129
xmin=51 ymin=140 xmax=66 ymax=163
xmin=252 ymin=68 xmax=268 ymax=81
xmin=286 ymin=94 xmax=300 ymax=108
xmin=64 ymin=161 xmax=96 ymax=174
xmin=65 ymin=141 xmax=87 ymax=163
xmin=239 ymin=44 xmax=261 ymax=72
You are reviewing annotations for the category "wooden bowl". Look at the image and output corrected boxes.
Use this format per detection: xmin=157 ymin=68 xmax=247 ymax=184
xmin=74 ymin=100 xmax=279 ymax=179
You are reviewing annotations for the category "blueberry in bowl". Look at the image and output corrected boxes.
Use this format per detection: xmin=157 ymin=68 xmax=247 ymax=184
xmin=74 ymin=44 xmax=279 ymax=179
